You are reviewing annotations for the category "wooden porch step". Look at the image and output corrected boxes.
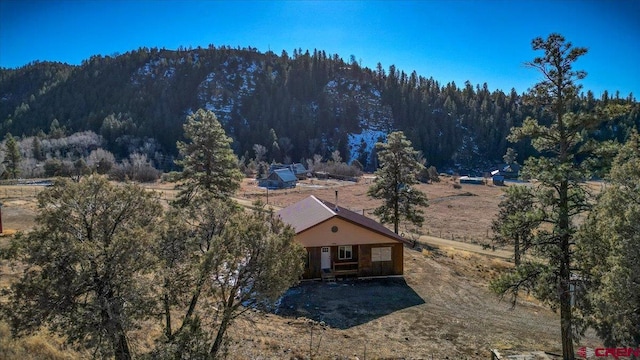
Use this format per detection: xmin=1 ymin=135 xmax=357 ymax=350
xmin=333 ymin=269 xmax=358 ymax=276
xmin=321 ymin=268 xmax=335 ymax=282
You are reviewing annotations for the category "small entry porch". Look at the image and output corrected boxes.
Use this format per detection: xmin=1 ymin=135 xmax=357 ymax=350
xmin=304 ymin=243 xmax=402 ymax=280
xmin=320 ymin=261 xmax=359 ymax=282
xmin=319 ymin=245 xmax=359 ymax=281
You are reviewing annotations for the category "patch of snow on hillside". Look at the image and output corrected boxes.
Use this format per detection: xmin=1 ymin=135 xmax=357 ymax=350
xmin=197 ymin=72 xmax=218 ymax=102
xmin=219 ymin=104 xmax=234 ymax=114
xmin=132 ymin=58 xmax=176 ymax=84
xmin=348 ymin=129 xmax=387 ymax=164
xmin=204 ymin=98 xmax=234 ymax=123
xmin=205 ymin=103 xmax=216 ymax=112
xmin=163 ymin=67 xmax=175 ymax=78
xmin=246 ymin=62 xmax=259 ymax=74
xmin=195 ymin=58 xmax=263 ymax=126
xmin=239 ymin=73 xmax=251 ymax=92
xmin=204 ymin=72 xmax=216 ymax=82
xmin=138 ymin=61 xmax=156 ymax=77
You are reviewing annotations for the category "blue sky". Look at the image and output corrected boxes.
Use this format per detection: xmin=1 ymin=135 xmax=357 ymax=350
xmin=1 ymin=0 xmax=639 ymax=97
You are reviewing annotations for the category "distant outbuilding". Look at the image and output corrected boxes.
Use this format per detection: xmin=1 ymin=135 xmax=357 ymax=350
xmin=459 ymin=176 xmax=484 ymax=185
xmin=492 ymin=175 xmax=505 ymax=186
xmin=269 ymin=163 xmax=308 ymax=180
xmin=258 ymin=168 xmax=297 ymax=189
xmin=497 ymin=163 xmax=520 ymax=179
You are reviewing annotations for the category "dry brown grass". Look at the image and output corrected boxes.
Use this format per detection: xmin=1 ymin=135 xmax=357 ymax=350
xmin=0 ymin=322 xmax=84 ymax=360
xmin=238 ymin=175 xmax=506 ymax=245
xmin=0 ymin=176 xmax=506 ymax=244
xmin=0 ymin=197 xmax=39 ymax=234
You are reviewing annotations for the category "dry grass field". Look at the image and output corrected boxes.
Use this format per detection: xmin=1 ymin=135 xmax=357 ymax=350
xmin=0 ymin=177 xmax=602 ymax=359
xmin=237 ymin=175 xmax=504 ymax=245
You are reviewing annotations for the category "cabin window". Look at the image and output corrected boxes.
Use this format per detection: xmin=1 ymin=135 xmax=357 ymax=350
xmin=338 ymin=245 xmax=352 ymax=260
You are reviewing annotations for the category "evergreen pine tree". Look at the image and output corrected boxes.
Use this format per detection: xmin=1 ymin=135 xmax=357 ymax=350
xmin=174 ymin=109 xmax=243 ymax=205
xmin=491 ymin=185 xmax=540 ymax=266
xmin=503 ymin=147 xmax=517 ymax=165
xmin=32 ymin=136 xmax=44 ymax=162
xmin=3 ymin=133 xmax=21 ymax=179
xmin=491 ymin=34 xmax=610 ymax=359
xmin=367 ymin=131 xmax=428 ymax=234
xmin=5 ymin=176 xmax=162 ymax=359
xmin=576 ymin=131 xmax=640 ymax=347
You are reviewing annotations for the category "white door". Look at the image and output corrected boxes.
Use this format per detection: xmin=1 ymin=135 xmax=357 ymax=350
xmin=321 ymin=247 xmax=331 ymax=270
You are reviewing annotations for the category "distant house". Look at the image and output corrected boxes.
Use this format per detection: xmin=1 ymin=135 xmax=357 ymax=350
xmin=290 ymin=163 xmax=308 ymax=179
xmin=277 ymin=195 xmax=407 ymax=280
xmin=258 ymin=168 xmax=297 ymax=189
xmin=459 ymin=176 xmax=484 ymax=185
xmin=497 ymin=163 xmax=520 ymax=179
xmin=269 ymin=163 xmax=308 ymax=180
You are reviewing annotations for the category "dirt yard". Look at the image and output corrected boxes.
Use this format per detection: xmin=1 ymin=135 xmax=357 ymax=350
xmin=220 ymin=246 xmax=600 ymax=359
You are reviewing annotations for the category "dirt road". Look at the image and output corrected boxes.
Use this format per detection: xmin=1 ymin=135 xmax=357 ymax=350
xmin=417 ymin=234 xmax=513 ymax=260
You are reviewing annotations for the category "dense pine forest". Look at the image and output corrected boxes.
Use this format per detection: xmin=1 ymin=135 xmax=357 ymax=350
xmin=1 ymin=45 xmax=638 ymax=173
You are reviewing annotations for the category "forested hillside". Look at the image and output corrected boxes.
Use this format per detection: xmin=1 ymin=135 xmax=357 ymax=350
xmin=1 ymin=45 xmax=638 ymax=171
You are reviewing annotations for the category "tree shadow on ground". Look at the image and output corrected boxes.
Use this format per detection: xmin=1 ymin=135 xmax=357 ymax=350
xmin=276 ymin=277 xmax=425 ymax=330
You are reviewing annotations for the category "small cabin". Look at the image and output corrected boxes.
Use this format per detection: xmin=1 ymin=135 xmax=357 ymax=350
xmin=277 ymin=196 xmax=407 ymax=280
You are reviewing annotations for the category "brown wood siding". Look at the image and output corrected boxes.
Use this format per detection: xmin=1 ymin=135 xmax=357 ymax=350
xmin=394 ymin=243 xmax=404 ymax=274
xmin=358 ymin=243 xmax=403 ymax=277
xmin=304 ymin=247 xmax=322 ymax=279
xmin=302 ymin=244 xmax=403 ymax=279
